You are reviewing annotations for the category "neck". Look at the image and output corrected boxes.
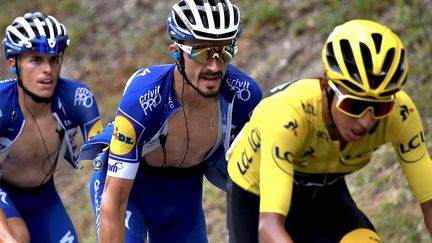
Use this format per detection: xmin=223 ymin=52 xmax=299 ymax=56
xmin=18 ymin=88 xmax=52 ymax=117
xmin=320 ymin=82 xmax=334 ymax=127
xmin=17 ymin=78 xmax=53 ymax=104
xmin=319 ymin=77 xmax=348 ymax=148
xmin=173 ymin=68 xmax=217 ymax=108
xmin=322 ymin=100 xmax=347 ymax=147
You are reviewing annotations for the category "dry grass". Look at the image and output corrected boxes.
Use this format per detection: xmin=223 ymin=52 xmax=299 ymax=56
xmin=347 ymin=145 xmax=432 ymax=243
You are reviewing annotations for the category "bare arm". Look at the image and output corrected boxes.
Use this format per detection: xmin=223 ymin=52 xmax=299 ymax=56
xmin=420 ymin=199 xmax=432 ymax=236
xmin=99 ymin=176 xmax=133 ymax=243
xmin=258 ymin=212 xmax=294 ymax=243
xmin=0 ymin=208 xmax=18 ymax=243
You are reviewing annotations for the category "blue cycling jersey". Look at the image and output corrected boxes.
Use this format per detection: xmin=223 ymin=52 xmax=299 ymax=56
xmin=0 ymin=77 xmax=102 ymax=243
xmin=80 ymin=63 xmax=262 ymax=189
xmin=0 ymin=77 xmax=103 ymax=169
xmin=80 ymin=63 xmax=262 ymax=242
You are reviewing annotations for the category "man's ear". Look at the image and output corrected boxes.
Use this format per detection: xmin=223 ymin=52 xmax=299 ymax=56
xmin=7 ymin=57 xmax=16 ymax=69
xmin=319 ymin=75 xmax=329 ymax=93
xmin=168 ymin=44 xmax=180 ymax=59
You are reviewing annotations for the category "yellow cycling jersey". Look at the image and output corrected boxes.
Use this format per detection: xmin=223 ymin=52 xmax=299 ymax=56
xmin=227 ymin=79 xmax=432 ymax=216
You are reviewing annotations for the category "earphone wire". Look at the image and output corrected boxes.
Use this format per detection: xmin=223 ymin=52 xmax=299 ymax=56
xmin=23 ymin=94 xmax=60 ymax=186
xmin=178 ymin=77 xmax=190 ymax=168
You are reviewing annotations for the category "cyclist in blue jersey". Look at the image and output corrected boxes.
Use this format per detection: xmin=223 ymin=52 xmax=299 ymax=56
xmin=78 ymin=0 xmax=262 ymax=242
xmin=0 ymin=12 xmax=103 ymax=243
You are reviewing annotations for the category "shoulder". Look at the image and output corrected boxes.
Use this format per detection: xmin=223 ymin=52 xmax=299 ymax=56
xmin=0 ymin=78 xmax=17 ymax=92
xmin=265 ymin=79 xmax=321 ymax=108
xmin=118 ymin=64 xmax=176 ymax=120
xmin=385 ymin=90 xmax=428 ymax=164
xmin=57 ymin=76 xmax=93 ymax=92
xmin=0 ymin=79 xmax=18 ymax=106
xmin=382 ymin=89 xmax=424 ymax=141
xmin=395 ymin=90 xmax=413 ymax=104
xmin=221 ymin=64 xmax=262 ymax=103
xmin=390 ymin=90 xmax=418 ymax=121
xmin=123 ymin=64 xmax=176 ymax=96
xmin=387 ymin=90 xmax=420 ymax=122
xmin=55 ymin=77 xmax=100 ymax=113
xmin=223 ymin=64 xmax=261 ymax=92
xmin=119 ymin=64 xmax=175 ymax=105
xmin=249 ymin=79 xmax=320 ymax=125
xmin=269 ymin=78 xmax=319 ymax=96
xmin=0 ymin=79 xmax=18 ymax=123
xmin=56 ymin=77 xmax=95 ymax=101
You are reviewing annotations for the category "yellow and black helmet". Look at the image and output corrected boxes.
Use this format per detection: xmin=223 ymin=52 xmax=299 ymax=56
xmin=322 ymin=19 xmax=408 ymax=99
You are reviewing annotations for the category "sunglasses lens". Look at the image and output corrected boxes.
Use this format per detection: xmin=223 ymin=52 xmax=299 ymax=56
xmin=372 ymin=101 xmax=394 ymax=117
xmin=188 ymin=48 xmax=208 ymax=63
xmin=338 ymin=98 xmax=366 ymax=116
xmin=189 ymin=45 xmax=236 ymax=64
xmin=338 ymin=98 xmax=394 ymax=118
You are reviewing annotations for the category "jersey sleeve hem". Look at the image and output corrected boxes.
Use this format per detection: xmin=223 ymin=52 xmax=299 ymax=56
xmin=107 ymin=158 xmax=139 ymax=180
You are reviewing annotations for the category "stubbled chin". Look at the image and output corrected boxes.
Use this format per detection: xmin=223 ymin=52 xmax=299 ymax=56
xmin=200 ymin=79 xmax=220 ymax=90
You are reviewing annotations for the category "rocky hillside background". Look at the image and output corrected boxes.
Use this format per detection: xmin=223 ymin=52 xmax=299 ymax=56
xmin=1 ymin=0 xmax=432 ymax=242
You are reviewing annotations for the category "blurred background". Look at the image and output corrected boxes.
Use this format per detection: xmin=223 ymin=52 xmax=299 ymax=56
xmin=1 ymin=0 xmax=431 ymax=242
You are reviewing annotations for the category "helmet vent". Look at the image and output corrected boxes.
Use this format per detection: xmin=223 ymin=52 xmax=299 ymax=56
xmin=174 ymin=14 xmax=187 ymax=30
xmin=371 ymin=33 xmax=383 ymax=54
xmin=208 ymin=0 xmax=217 ymax=5
xmin=382 ymin=48 xmax=395 ymax=74
xmin=233 ymin=7 xmax=239 ymax=27
xmin=387 ymin=49 xmax=406 ymax=88
xmin=178 ymin=1 xmax=187 ymax=7
xmin=200 ymin=11 xmax=209 ymax=28
xmin=193 ymin=29 xmax=237 ymax=39
xmin=340 ymin=39 xmax=361 ymax=84
xmin=361 ymin=43 xmax=383 ymax=89
xmin=325 ymin=42 xmax=342 ymax=74
xmin=379 ymin=89 xmax=398 ymax=97
xmin=187 ymin=10 xmax=197 ymax=25
xmin=360 ymin=43 xmax=372 ymax=74
xmin=340 ymin=79 xmax=364 ymax=93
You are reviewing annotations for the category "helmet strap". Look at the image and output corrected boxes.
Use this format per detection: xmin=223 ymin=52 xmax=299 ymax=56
xmin=325 ymin=90 xmax=337 ymax=129
xmin=175 ymin=50 xmax=213 ymax=98
xmin=18 ymin=80 xmax=53 ymax=104
xmin=321 ymin=76 xmax=337 ymax=129
xmin=14 ymin=57 xmax=54 ymax=104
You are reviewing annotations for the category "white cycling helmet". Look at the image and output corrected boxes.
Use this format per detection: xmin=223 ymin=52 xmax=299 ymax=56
xmin=3 ymin=12 xmax=70 ymax=59
xmin=167 ymin=0 xmax=242 ymax=42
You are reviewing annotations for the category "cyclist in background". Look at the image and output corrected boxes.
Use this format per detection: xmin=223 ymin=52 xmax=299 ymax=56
xmin=0 ymin=12 xmax=103 ymax=242
xmin=78 ymin=0 xmax=262 ymax=242
xmin=226 ymin=19 xmax=432 ymax=243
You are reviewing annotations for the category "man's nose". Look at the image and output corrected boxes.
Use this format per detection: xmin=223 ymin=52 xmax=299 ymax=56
xmin=205 ymin=55 xmax=224 ymax=70
xmin=357 ymin=109 xmax=377 ymax=129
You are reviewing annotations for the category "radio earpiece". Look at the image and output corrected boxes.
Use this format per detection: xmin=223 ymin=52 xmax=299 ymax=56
xmin=10 ymin=66 xmax=17 ymax=74
xmin=171 ymin=51 xmax=181 ymax=59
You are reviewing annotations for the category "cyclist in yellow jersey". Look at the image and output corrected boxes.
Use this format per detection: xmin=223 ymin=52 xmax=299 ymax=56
xmin=226 ymin=19 xmax=432 ymax=243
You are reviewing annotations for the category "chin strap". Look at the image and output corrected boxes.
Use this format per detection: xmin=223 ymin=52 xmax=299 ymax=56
xmin=175 ymin=50 xmax=212 ymax=99
xmin=18 ymin=80 xmax=53 ymax=104
xmin=320 ymin=76 xmax=337 ymax=129
xmin=14 ymin=56 xmax=54 ymax=104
